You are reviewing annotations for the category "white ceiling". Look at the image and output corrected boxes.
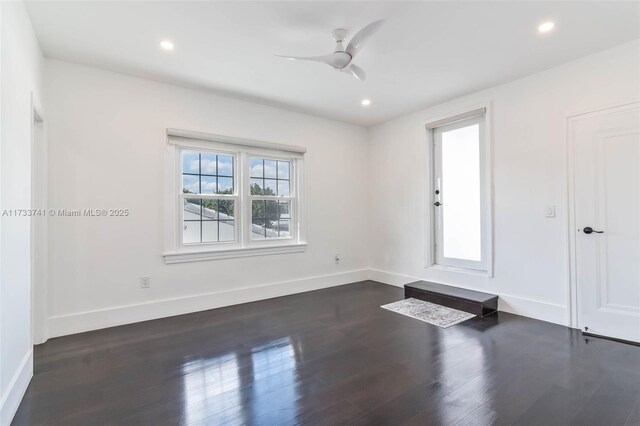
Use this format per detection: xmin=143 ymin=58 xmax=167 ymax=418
xmin=25 ymin=1 xmax=640 ymax=126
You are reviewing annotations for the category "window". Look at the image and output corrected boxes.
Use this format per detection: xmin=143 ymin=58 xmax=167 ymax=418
xmin=249 ymin=158 xmax=293 ymax=239
xmin=165 ymin=130 xmax=306 ymax=263
xmin=182 ymin=151 xmax=236 ymax=244
xmin=429 ymin=109 xmax=490 ymax=272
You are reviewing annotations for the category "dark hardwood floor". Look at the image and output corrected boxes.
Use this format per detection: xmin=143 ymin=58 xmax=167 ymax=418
xmin=13 ymin=281 xmax=640 ymax=425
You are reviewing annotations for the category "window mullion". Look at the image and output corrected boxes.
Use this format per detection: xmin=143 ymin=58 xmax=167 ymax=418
xmin=189 ymin=194 xmax=238 ymax=200
xmin=241 ymin=151 xmax=250 ymax=248
xmin=248 ymin=196 xmax=294 ymax=201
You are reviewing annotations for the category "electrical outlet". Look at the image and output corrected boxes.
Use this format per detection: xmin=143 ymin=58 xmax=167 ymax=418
xmin=141 ymin=277 xmax=151 ymax=289
xmin=335 ymin=253 xmax=341 ymax=264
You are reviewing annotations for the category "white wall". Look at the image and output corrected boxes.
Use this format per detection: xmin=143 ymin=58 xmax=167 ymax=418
xmin=368 ymin=40 xmax=640 ymax=326
xmin=0 ymin=1 xmax=43 ymax=425
xmin=44 ymin=59 xmax=371 ymax=338
xmin=39 ymin=34 xmax=640 ymax=339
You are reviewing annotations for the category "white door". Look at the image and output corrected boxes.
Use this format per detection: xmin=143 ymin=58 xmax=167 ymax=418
xmin=571 ymin=102 xmax=640 ymax=343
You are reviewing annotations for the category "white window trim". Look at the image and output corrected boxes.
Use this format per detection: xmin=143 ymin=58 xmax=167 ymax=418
xmin=163 ymin=130 xmax=307 ymax=263
xmin=424 ymin=103 xmax=494 ymax=277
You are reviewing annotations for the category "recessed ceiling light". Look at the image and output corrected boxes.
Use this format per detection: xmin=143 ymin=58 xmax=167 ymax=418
xmin=361 ymin=99 xmax=371 ymax=107
xmin=160 ymin=40 xmax=175 ymax=51
xmin=538 ymin=21 xmax=555 ymax=33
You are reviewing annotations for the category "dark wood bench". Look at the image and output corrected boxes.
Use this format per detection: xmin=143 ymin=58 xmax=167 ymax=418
xmin=404 ymin=281 xmax=498 ymax=317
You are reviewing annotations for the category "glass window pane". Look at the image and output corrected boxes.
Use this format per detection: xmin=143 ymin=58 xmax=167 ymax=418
xmin=277 ymin=161 xmax=290 ymax=179
xmin=264 ymin=179 xmax=277 ymax=196
xmin=277 ymin=180 xmax=290 ymax=196
xmin=179 ymin=150 xmax=238 ymax=246
xmin=252 ymin=200 xmax=272 ymax=239
xmin=249 ymin=157 xmax=293 ymax=200
xmin=218 ymin=200 xmax=234 ymax=220
xmin=279 ymin=220 xmax=291 ymax=238
xmin=182 ymin=150 xmax=235 ymax=197
xmin=184 ymin=198 xmax=202 ymax=220
xmin=252 ymin=200 xmax=265 ymax=218
xmin=250 ymin=158 xmax=263 ymax=178
xmin=202 ymin=221 xmax=219 ymax=243
xmin=251 ymin=200 xmax=290 ymax=239
xmin=441 ymin=124 xmax=481 ymax=261
xmin=265 ymin=200 xmax=278 ymax=219
xmin=182 ymin=175 xmax=199 ymax=194
xmin=200 ymin=153 xmax=217 ymax=175
xmin=252 ymin=218 xmax=266 ymax=239
xmin=183 ymin=221 xmax=201 ymax=244
xmin=217 ymin=177 xmax=233 ymax=194
xmin=219 ymin=221 xmax=235 ymax=242
xmin=217 ymin=155 xmax=233 ymax=176
xmin=264 ymin=160 xmax=277 ymax=178
xmin=201 ymin=199 xmax=218 ymax=220
xmin=250 ymin=178 xmax=264 ymax=195
xmin=182 ymin=151 xmax=200 ymax=174
xmin=200 ymin=176 xmax=216 ymax=194
xmin=266 ymin=220 xmax=278 ymax=237
xmin=278 ymin=201 xmax=291 ymax=219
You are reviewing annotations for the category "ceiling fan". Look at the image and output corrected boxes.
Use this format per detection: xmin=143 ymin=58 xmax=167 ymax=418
xmin=276 ymin=20 xmax=385 ymax=82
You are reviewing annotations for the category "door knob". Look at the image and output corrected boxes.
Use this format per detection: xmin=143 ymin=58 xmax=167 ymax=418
xmin=583 ymin=226 xmax=604 ymax=234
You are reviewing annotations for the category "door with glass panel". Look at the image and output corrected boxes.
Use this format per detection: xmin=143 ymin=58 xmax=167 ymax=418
xmin=432 ymin=114 xmax=488 ymax=271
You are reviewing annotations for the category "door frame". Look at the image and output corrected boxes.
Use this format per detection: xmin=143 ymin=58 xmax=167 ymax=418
xmin=30 ymin=93 xmax=48 ymax=345
xmin=565 ymin=100 xmax=640 ymax=330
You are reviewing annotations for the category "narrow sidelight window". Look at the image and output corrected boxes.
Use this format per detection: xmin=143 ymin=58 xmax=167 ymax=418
xmin=431 ymin=113 xmax=488 ymax=271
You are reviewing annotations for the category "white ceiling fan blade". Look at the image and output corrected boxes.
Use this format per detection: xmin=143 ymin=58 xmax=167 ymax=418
xmin=275 ymin=54 xmax=336 ymax=66
xmin=341 ymin=64 xmax=366 ymax=82
xmin=345 ymin=20 xmax=385 ymax=58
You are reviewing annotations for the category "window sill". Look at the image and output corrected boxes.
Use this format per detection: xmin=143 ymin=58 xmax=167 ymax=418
xmin=426 ymin=264 xmax=493 ymax=278
xmin=163 ymin=243 xmax=307 ymax=264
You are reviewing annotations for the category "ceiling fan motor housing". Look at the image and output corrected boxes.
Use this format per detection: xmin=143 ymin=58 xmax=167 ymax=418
xmin=332 ymin=28 xmax=348 ymax=43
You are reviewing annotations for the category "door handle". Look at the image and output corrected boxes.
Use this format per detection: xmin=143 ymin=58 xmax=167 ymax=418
xmin=583 ymin=226 xmax=604 ymax=234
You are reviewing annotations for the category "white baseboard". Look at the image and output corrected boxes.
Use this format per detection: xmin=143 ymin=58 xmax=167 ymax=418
xmin=0 ymin=350 xmax=33 ymax=426
xmin=497 ymin=294 xmax=567 ymax=326
xmin=47 ymin=267 xmax=568 ymax=339
xmin=47 ymin=269 xmax=369 ymax=339
xmin=367 ymin=269 xmax=418 ymax=287
xmin=367 ymin=268 xmax=568 ymax=326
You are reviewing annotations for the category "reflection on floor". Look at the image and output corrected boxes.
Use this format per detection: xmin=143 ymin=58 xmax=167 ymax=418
xmin=13 ymin=281 xmax=640 ymax=425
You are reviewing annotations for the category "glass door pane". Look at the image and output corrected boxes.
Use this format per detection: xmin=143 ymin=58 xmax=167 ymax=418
xmin=433 ymin=114 xmax=485 ymax=270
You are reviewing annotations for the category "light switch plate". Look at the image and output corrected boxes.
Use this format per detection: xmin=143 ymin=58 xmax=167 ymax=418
xmin=545 ymin=205 xmax=556 ymax=218
xmin=141 ymin=276 xmax=151 ymax=288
